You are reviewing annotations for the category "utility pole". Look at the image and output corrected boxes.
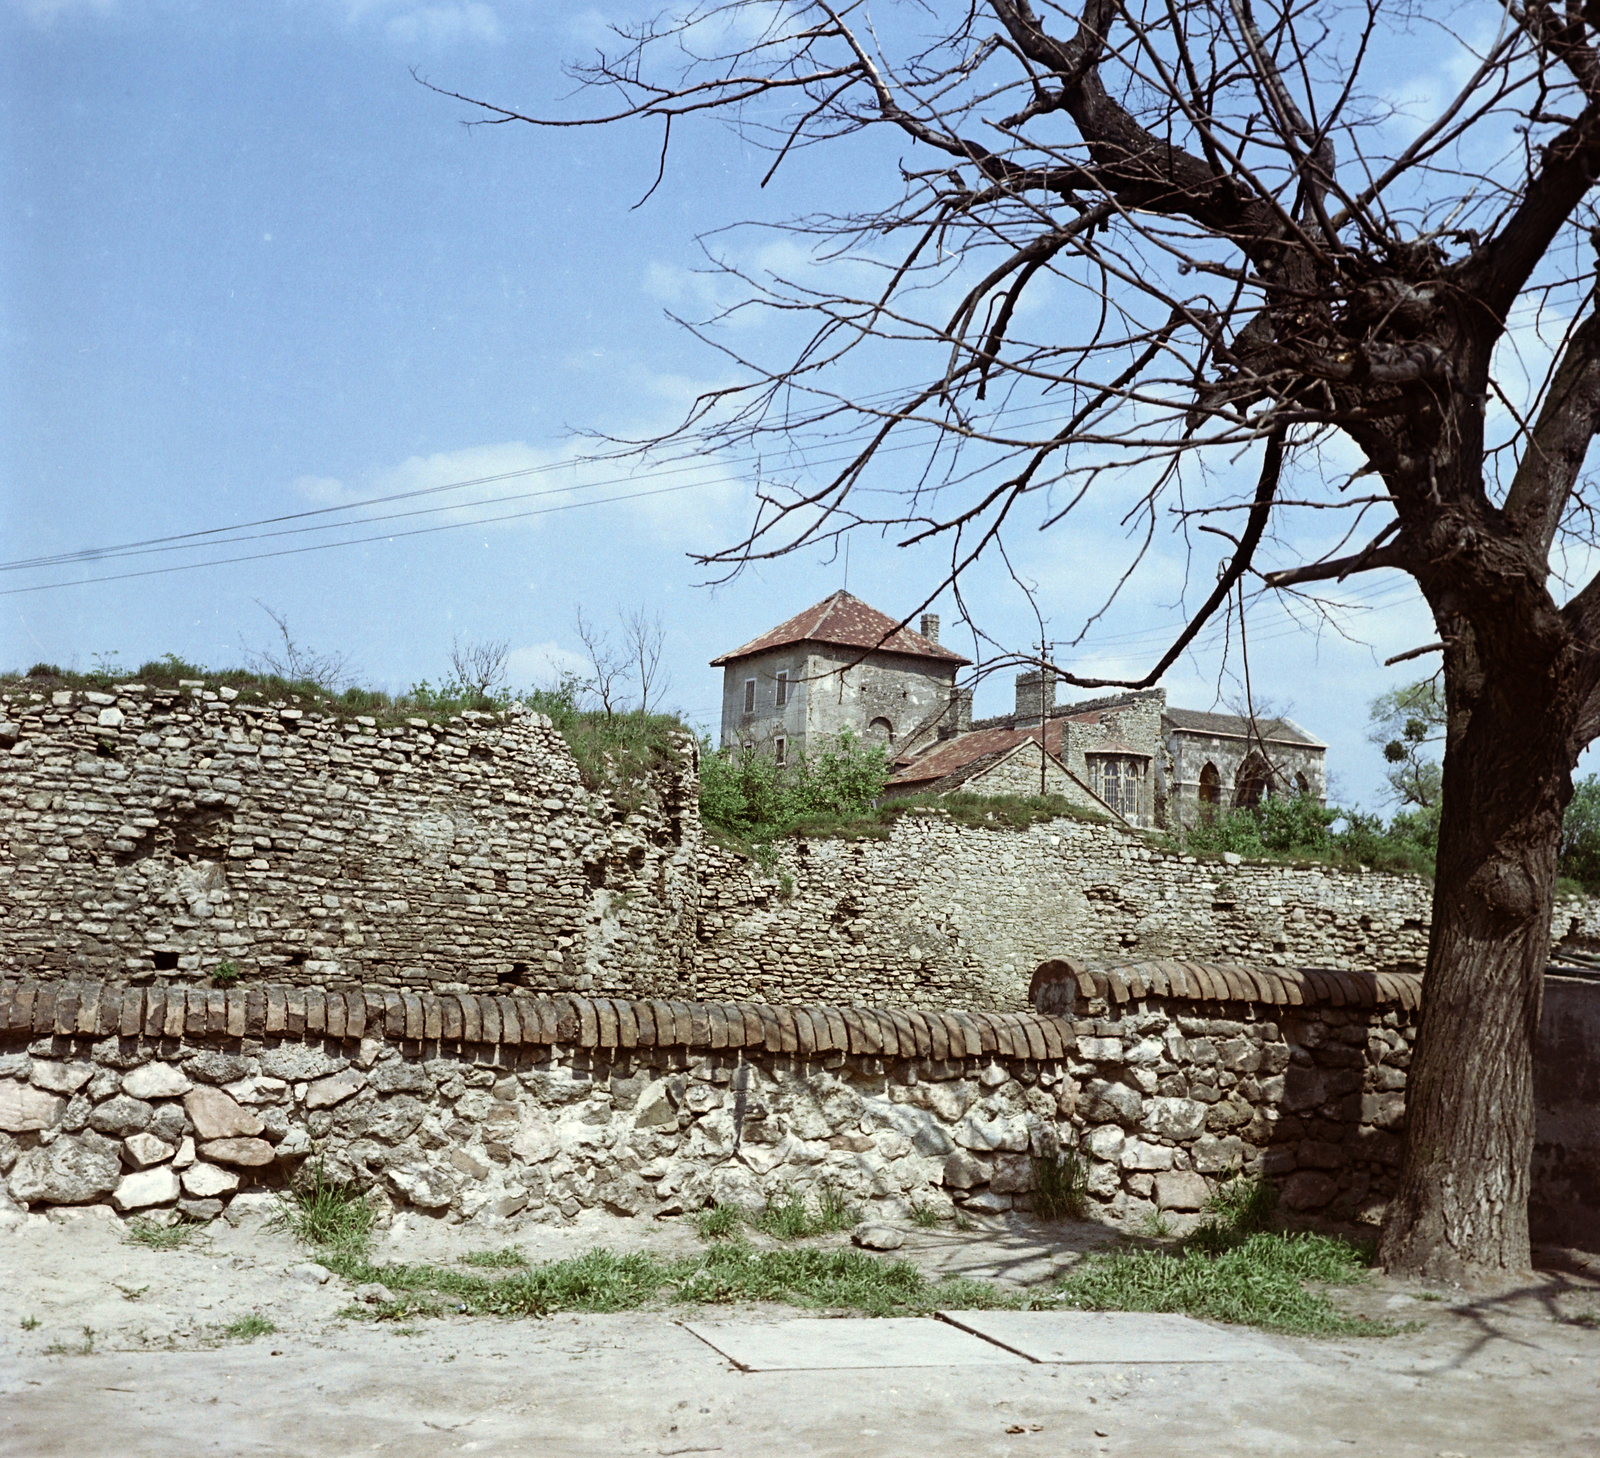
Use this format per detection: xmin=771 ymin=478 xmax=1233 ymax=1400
xmin=1035 ymin=640 xmax=1049 ymax=797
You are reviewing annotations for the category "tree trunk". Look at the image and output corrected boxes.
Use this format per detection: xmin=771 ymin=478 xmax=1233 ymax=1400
xmin=1377 ymin=633 xmax=1567 ymax=1283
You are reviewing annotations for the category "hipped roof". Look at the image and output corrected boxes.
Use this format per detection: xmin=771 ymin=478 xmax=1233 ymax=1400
xmin=710 ymin=590 xmax=970 ymax=667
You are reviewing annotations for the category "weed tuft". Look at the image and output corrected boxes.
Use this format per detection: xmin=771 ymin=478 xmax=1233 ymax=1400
xmin=222 ymin=1314 xmax=276 ymax=1340
xmin=1031 ymin=1148 xmax=1091 ymax=1222
xmin=460 ymin=1247 xmax=529 ymax=1269
xmin=278 ymin=1166 xmax=375 ymax=1255
xmin=747 ymin=1182 xmax=859 ymax=1240
xmin=908 ymin=1199 xmax=944 ymax=1229
xmin=20 ymin=1315 xmax=39 ymax=1331
xmin=692 ymin=1204 xmax=743 ymax=1241
xmin=125 ymin=1217 xmax=196 ymax=1251
xmin=1188 ymin=1176 xmax=1279 ymax=1255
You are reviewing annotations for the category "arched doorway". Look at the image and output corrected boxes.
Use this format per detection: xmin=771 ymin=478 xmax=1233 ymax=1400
xmin=1198 ymin=762 xmax=1221 ymax=822
xmin=1294 ymin=770 xmax=1311 ymax=796
xmin=866 ymin=717 xmax=895 ymax=747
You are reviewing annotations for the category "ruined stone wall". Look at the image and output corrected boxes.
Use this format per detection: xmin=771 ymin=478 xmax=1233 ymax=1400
xmin=1532 ymin=973 xmax=1600 ymax=1249
xmin=0 ymin=684 xmax=698 ymax=996
xmin=695 ymin=814 xmax=1437 ymax=1012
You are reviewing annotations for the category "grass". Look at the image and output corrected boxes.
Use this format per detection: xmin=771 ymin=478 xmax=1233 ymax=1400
xmin=45 ymin=1326 xmax=96 ymax=1357
xmin=1044 ymin=1179 xmax=1390 ymax=1338
xmin=689 ymin=1184 xmax=860 ymax=1242
xmin=747 ymin=1183 xmax=860 ymax=1240
xmin=222 ymin=1314 xmax=276 ymax=1340
xmin=908 ymin=1199 xmax=944 ymax=1229
xmin=460 ymin=1247 xmax=529 ymax=1269
xmin=322 ymin=1243 xmax=1026 ymax=1322
xmin=1050 ymin=1231 xmax=1390 ymax=1337
xmin=276 ymin=1168 xmax=375 ymax=1254
xmin=692 ymin=1204 xmax=743 ymax=1241
xmin=124 ymin=1217 xmax=197 ymax=1251
xmin=20 ymin=1315 xmax=39 ymax=1331
xmin=1032 ymin=1149 xmax=1091 ymax=1222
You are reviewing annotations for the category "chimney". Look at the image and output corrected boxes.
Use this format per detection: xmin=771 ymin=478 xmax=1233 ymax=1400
xmin=938 ymin=685 xmax=974 ymax=739
xmin=1015 ymin=669 xmax=1056 ymax=724
xmin=919 ymin=613 xmax=940 ymax=643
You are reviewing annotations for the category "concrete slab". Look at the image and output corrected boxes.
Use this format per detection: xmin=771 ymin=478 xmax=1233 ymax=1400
xmin=936 ymin=1309 xmax=1298 ymax=1364
xmin=683 ymin=1316 xmax=1031 ymax=1371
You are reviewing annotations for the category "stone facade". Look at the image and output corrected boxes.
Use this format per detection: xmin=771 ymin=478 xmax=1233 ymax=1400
xmin=0 ymin=964 xmax=1585 ymax=1238
xmin=1164 ymin=707 xmax=1327 ymax=829
xmin=899 ymin=677 xmax=1326 ymax=832
xmin=712 ymin=592 xmax=968 ymax=761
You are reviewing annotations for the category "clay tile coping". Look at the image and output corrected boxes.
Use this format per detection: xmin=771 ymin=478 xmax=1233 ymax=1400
xmin=1029 ymin=959 xmax=1423 ymax=1013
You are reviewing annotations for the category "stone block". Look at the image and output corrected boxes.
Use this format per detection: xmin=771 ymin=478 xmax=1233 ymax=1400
xmin=954 ymin=1114 xmax=1029 ymax=1153
xmin=990 ymin=1153 xmax=1033 ymax=1194
xmin=178 ymin=1198 xmax=224 ymax=1221
xmin=120 ymin=1064 xmax=192 ymax=1100
xmin=1191 ymin=1134 xmax=1244 ymax=1174
xmin=1119 ymin=1139 xmax=1174 ymax=1172
xmin=31 ymin=1062 xmax=93 ymax=1095
xmin=959 ymin=1190 xmax=1012 ymax=1214
xmin=1281 ymin=1170 xmax=1338 ymax=1210
xmin=634 ymin=1082 xmax=677 ymax=1130
xmin=88 ymin=1095 xmax=154 ymax=1137
xmin=122 ymin=1132 xmax=175 ymax=1168
xmin=112 ymin=1166 xmax=180 ymax=1212
xmin=369 ymin=1060 xmax=431 ymax=1095
xmin=181 ymin=1162 xmax=241 ymax=1198
xmin=1154 ymin=1171 xmax=1209 ymax=1211
xmin=1081 ymin=1079 xmax=1143 ymax=1127
xmin=304 ymin=1070 xmax=366 ymax=1109
xmin=1296 ymin=1139 xmax=1348 ymax=1169
xmin=942 ymin=1149 xmax=989 ymax=1190
xmin=259 ymin=1045 xmax=346 ymax=1082
xmin=0 ymin=1082 xmax=64 ymax=1133
xmin=1142 ymin=1097 xmax=1208 ymax=1140
xmin=8 ymin=1133 xmax=121 ymax=1205
xmin=851 ymin=1223 xmax=906 ymax=1250
xmin=385 ymin=1163 xmax=458 ymax=1210
xmin=185 ymin=1086 xmax=264 ymax=1140
xmin=198 ymin=1137 xmax=275 ymax=1167
xmin=1083 ymin=1124 xmax=1124 ymax=1162
xmin=1360 ymin=1092 xmax=1407 ymax=1131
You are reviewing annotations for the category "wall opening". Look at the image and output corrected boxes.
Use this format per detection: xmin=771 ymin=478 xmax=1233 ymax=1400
xmin=1235 ymin=752 xmax=1270 ymax=808
xmin=866 ymin=716 xmax=895 ymax=746
xmin=151 ymin=950 xmax=179 ymax=971
xmin=1198 ymin=761 xmax=1221 ymax=822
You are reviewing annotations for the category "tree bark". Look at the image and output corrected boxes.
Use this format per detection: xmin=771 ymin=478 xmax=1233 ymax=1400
xmin=1378 ymin=626 xmax=1567 ymax=1282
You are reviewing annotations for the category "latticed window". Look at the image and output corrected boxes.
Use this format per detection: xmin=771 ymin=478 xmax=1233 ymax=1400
xmin=1091 ymin=755 xmax=1142 ymax=818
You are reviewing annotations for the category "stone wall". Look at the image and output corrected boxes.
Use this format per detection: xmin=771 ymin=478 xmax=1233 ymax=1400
xmin=0 ymin=683 xmax=699 ymax=996
xmin=8 ymin=685 xmax=1593 ymax=1015
xmin=694 ymin=814 xmax=1436 ymax=1011
xmin=1 ymin=965 xmax=1588 ymax=1242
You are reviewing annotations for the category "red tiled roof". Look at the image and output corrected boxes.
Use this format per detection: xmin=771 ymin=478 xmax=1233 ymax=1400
xmin=890 ymin=721 xmax=1064 ymax=785
xmin=710 ymin=590 xmax=970 ymax=667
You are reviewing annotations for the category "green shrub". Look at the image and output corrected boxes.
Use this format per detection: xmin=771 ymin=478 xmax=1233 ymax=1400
xmin=279 ymin=1166 xmax=374 ymax=1255
xmin=699 ymin=728 xmax=891 ymax=838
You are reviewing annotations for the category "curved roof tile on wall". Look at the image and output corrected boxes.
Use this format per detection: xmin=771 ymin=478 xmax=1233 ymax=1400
xmin=710 ymin=589 xmax=971 ymax=667
xmin=1029 ymin=957 xmax=1423 ymax=1011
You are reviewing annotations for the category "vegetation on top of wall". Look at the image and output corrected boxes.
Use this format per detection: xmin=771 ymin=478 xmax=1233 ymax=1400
xmin=1162 ymin=795 xmax=1438 ymax=880
xmin=0 ymin=658 xmax=690 ymax=803
xmin=699 ymin=730 xmax=1110 ymax=859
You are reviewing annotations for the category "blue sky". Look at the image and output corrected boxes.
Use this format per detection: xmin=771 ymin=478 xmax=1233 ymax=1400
xmin=0 ymin=1 xmax=1483 ymax=808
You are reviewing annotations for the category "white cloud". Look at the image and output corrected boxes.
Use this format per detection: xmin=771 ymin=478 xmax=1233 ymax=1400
xmin=507 ymin=638 xmax=589 ymax=688
xmin=385 ymin=2 xmax=499 ymax=46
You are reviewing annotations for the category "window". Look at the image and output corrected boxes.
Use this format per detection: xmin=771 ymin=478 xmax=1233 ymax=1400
xmin=774 ymin=736 xmax=787 ymax=766
xmin=866 ymin=716 xmax=894 ymax=746
xmin=775 ymin=670 xmax=788 ymax=708
xmin=1198 ymin=762 xmax=1221 ymax=823
xmin=1295 ymin=771 xmax=1311 ymax=796
xmin=1090 ymin=754 xmax=1142 ymax=818
xmin=743 ymin=678 xmax=756 ymax=715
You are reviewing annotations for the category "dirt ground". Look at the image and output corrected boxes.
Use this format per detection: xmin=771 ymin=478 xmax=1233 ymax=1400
xmin=1 ymin=1205 xmax=1596 ymax=1458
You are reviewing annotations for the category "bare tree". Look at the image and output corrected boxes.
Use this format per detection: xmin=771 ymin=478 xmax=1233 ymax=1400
xmin=241 ymin=601 xmax=354 ymax=694
xmin=573 ymin=606 xmax=630 ymax=720
xmin=439 ymin=3 xmax=1600 ymax=1282
xmin=449 ymin=635 xmax=510 ymax=701
xmin=620 ymin=606 xmax=672 ymax=716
